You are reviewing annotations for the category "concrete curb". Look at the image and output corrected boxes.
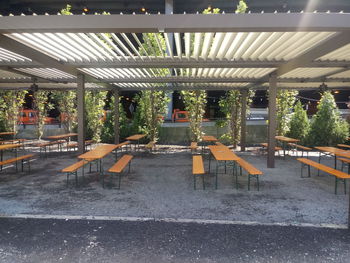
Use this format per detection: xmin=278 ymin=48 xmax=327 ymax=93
xmin=0 ymin=213 xmax=347 ymax=230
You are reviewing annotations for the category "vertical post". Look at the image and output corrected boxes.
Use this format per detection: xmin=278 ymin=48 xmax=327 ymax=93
xmin=165 ymin=0 xmax=174 ymax=120
xmin=77 ymin=73 xmax=85 ymax=154
xmin=114 ymin=89 xmax=120 ymax=144
xmin=348 ymin=182 xmax=350 ymax=229
xmin=240 ymin=89 xmax=248 ymax=152
xmin=267 ymin=73 xmax=277 ymax=168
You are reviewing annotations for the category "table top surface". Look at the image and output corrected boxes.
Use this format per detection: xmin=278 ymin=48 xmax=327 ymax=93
xmin=46 ymin=133 xmax=78 ymax=140
xmin=202 ymin=135 xmax=218 ymax=142
xmin=0 ymin=132 xmax=16 ymax=136
xmin=126 ymin=134 xmax=146 ymax=141
xmin=78 ymin=144 xmax=118 ymax=160
xmin=275 ymin=136 xmax=300 ymax=143
xmin=314 ymin=146 xmax=350 ymax=157
xmin=0 ymin=143 xmax=21 ymax=151
xmin=209 ymin=145 xmax=240 ymax=161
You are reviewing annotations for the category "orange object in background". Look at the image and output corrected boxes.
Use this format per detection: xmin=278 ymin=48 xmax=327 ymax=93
xmin=171 ymin=109 xmax=209 ymax=122
xmin=18 ymin=109 xmax=56 ymax=125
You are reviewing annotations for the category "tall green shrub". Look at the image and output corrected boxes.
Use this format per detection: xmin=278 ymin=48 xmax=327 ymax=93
xmin=32 ymin=90 xmax=53 ymax=139
xmin=306 ymin=91 xmax=349 ymax=146
xmin=136 ymin=90 xmax=168 ymax=142
xmin=287 ymin=100 xmax=310 ymax=142
xmin=0 ymin=90 xmax=27 ymax=133
xmin=85 ymin=91 xmax=107 ymax=143
xmin=101 ymin=96 xmax=129 ymax=143
xmin=51 ymin=90 xmax=77 ymax=133
xmin=276 ymin=90 xmax=298 ymax=136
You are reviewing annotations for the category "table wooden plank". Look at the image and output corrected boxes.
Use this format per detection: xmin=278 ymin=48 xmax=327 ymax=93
xmin=208 ymin=145 xmax=240 ymax=161
xmin=275 ymin=136 xmax=299 ymax=143
xmin=78 ymin=144 xmax=118 ymax=160
xmin=0 ymin=132 xmax=16 ymax=136
xmin=46 ymin=133 xmax=78 ymax=140
xmin=202 ymin=136 xmax=218 ymax=142
xmin=0 ymin=144 xmax=21 ymax=151
xmin=126 ymin=134 xmax=146 ymax=141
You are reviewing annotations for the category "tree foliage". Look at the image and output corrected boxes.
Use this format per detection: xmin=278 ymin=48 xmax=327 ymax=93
xmin=306 ymin=91 xmax=349 ymax=146
xmin=101 ymin=95 xmax=129 ymax=143
xmin=85 ymin=91 xmax=107 ymax=143
xmin=0 ymin=90 xmax=27 ymax=132
xmin=218 ymin=90 xmax=254 ymax=147
xmin=51 ymin=91 xmax=77 ymax=133
xmin=276 ymin=89 xmax=298 ymax=136
xmin=217 ymin=0 xmax=251 ymax=147
xmin=287 ymin=100 xmax=310 ymax=142
xmin=32 ymin=91 xmax=53 ymax=139
xmin=135 ymin=31 xmax=169 ymax=142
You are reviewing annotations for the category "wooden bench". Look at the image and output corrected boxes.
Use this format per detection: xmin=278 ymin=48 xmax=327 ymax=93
xmin=236 ymin=158 xmax=263 ymax=190
xmin=337 ymin=158 xmax=350 ymax=174
xmin=193 ymin=155 xmax=205 ymax=190
xmin=114 ymin=141 xmax=131 ymax=158
xmin=145 ymin=141 xmax=156 ymax=152
xmin=0 ymin=154 xmax=35 ymax=172
xmin=288 ymin=143 xmax=312 ymax=157
xmin=297 ymin=158 xmax=350 ymax=194
xmin=106 ymin=154 xmax=133 ymax=189
xmin=84 ymin=140 xmax=94 ymax=150
xmin=259 ymin=143 xmax=282 ymax=155
xmin=62 ymin=160 xmax=90 ymax=187
xmin=66 ymin=140 xmax=95 ymax=152
xmin=190 ymin=142 xmax=198 ymax=153
xmin=337 ymin=144 xmax=350 ymax=150
xmin=215 ymin=142 xmax=224 ymax=146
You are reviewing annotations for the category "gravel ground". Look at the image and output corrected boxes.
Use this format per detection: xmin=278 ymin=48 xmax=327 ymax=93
xmin=0 ymin=217 xmax=349 ymax=263
xmin=0 ymin=144 xmax=348 ymax=226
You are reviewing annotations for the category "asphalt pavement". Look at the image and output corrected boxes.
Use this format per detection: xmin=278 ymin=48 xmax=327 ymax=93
xmin=0 ymin=217 xmax=349 ymax=262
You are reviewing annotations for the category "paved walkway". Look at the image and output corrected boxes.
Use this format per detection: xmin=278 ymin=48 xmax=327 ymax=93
xmin=0 ymin=217 xmax=349 ymax=263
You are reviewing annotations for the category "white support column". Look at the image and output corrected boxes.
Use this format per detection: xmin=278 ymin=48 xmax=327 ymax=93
xmin=77 ymin=73 xmax=86 ymax=154
xmin=114 ymin=89 xmax=120 ymax=144
xmin=267 ymin=73 xmax=277 ymax=168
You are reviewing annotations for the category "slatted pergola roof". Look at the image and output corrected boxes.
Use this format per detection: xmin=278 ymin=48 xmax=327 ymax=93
xmin=0 ymin=12 xmax=350 ymax=91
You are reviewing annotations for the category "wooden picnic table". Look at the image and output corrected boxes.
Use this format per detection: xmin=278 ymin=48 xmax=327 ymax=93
xmin=46 ymin=133 xmax=78 ymax=152
xmin=314 ymin=146 xmax=350 ymax=169
xmin=126 ymin=134 xmax=146 ymax=151
xmin=78 ymin=144 xmax=119 ymax=175
xmin=0 ymin=143 xmax=21 ymax=171
xmin=46 ymin=133 xmax=78 ymax=140
xmin=208 ymin=145 xmax=240 ymax=189
xmin=202 ymin=136 xmax=218 ymax=142
xmin=275 ymin=136 xmax=300 ymax=158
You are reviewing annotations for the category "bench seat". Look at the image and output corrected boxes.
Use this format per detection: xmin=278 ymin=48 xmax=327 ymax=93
xmin=260 ymin=143 xmax=282 ymax=151
xmin=106 ymin=154 xmax=133 ymax=189
xmin=193 ymin=155 xmax=205 ymax=190
xmin=215 ymin=142 xmax=224 ymax=146
xmin=337 ymin=144 xmax=350 ymax=149
xmin=62 ymin=160 xmax=91 ymax=187
xmin=297 ymin=158 xmax=350 ymax=194
xmin=236 ymin=158 xmax=263 ymax=190
xmin=0 ymin=154 xmax=35 ymax=172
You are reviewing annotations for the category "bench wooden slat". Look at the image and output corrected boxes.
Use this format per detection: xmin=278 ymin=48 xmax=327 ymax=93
xmin=215 ymin=142 xmax=224 ymax=146
xmin=116 ymin=141 xmax=130 ymax=148
xmin=337 ymin=144 xmax=350 ymax=149
xmin=236 ymin=158 xmax=263 ymax=175
xmin=62 ymin=160 xmax=87 ymax=173
xmin=260 ymin=143 xmax=282 ymax=151
xmin=288 ymin=143 xmax=312 ymax=151
xmin=338 ymin=157 xmax=350 ymax=164
xmin=108 ymin=155 xmax=133 ymax=173
xmin=0 ymin=154 xmax=35 ymax=166
xmin=190 ymin=142 xmax=198 ymax=150
xmin=193 ymin=155 xmax=205 ymax=175
xmin=297 ymin=158 xmax=350 ymax=179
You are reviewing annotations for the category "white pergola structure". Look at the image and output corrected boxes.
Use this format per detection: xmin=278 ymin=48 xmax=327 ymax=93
xmin=1 ymin=12 xmax=350 ymax=168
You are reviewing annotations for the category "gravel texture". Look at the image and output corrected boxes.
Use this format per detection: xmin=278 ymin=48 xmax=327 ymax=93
xmin=0 ymin=144 xmax=348 ymax=226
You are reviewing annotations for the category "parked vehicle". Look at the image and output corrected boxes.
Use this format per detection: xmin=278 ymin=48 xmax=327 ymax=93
xmin=18 ymin=109 xmax=56 ymax=125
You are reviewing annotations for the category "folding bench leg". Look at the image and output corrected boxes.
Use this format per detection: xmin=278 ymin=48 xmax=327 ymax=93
xmin=118 ymin=173 xmax=121 ymax=189
xmin=257 ymin=175 xmax=260 ymax=191
xmin=335 ymin=177 xmax=338 ymax=195
xmin=128 ymin=161 xmax=131 ymax=173
xmin=202 ymin=175 xmax=205 ymax=190
xmin=21 ymin=159 xmax=24 ymax=172
xmin=248 ymin=175 xmax=251 ymax=191
xmin=193 ymin=175 xmax=196 ymax=190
